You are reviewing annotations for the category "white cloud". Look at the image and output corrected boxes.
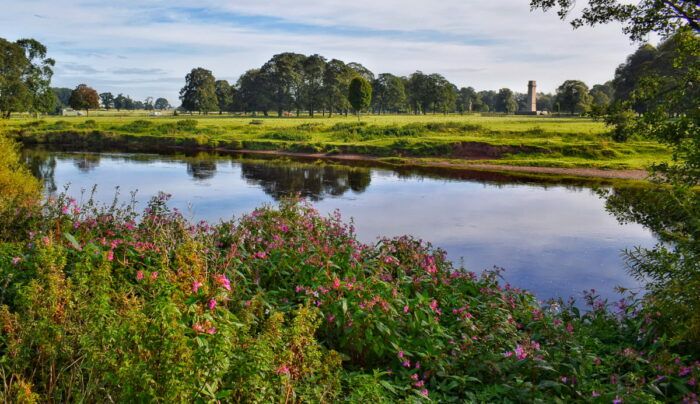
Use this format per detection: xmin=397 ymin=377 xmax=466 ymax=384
xmin=1 ymin=0 xmax=642 ymax=102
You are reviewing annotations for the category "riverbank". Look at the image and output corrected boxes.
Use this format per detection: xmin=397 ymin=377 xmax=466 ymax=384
xmin=5 ymin=114 xmax=671 ymax=178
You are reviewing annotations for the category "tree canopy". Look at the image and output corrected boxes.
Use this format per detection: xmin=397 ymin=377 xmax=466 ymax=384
xmin=347 ymin=76 xmax=372 ymax=119
xmin=179 ymin=67 xmax=218 ymax=114
xmin=0 ymin=37 xmax=54 ymax=118
xmin=68 ymin=84 xmax=99 ymax=115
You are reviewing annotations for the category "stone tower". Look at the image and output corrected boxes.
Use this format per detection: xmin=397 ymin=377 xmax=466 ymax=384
xmin=527 ymin=80 xmax=537 ymax=112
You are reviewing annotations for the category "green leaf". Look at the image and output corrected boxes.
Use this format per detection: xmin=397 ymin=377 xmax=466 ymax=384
xmin=63 ymin=232 xmax=81 ymax=249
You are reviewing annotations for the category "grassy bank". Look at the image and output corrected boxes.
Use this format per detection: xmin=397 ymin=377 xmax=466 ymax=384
xmin=5 ymin=114 xmax=671 ymax=170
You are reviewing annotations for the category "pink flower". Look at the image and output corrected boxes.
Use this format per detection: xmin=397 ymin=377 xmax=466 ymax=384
xmin=12 ymin=257 xmax=20 ymax=264
xmin=420 ymin=389 xmax=428 ymax=397
xmin=404 ymin=305 xmax=409 ymax=313
xmin=192 ymin=280 xmax=203 ymax=293
xmin=414 ymin=380 xmax=425 ymax=387
xmin=566 ymin=323 xmax=574 ymax=333
xmin=402 ymin=360 xmax=411 ymax=367
xmin=504 ymin=351 xmax=513 ymax=358
xmin=151 ymin=272 xmax=158 ymax=279
xmin=136 ymin=271 xmax=144 ymax=280
xmin=216 ymin=275 xmax=231 ymax=291
xmin=275 ymin=365 xmax=290 ymax=375
xmin=192 ymin=324 xmax=204 ymax=332
xmin=209 ymin=299 xmax=217 ymax=310
xmin=398 ymin=351 xmax=404 ymax=358
xmin=206 ymin=327 xmax=216 ymax=335
xmin=591 ymin=391 xmax=599 ymax=397
xmin=613 ymin=397 xmax=623 ymax=404
xmin=561 ymin=377 xmax=567 ymax=383
xmin=328 ymin=315 xmax=335 ymax=323
xmin=107 ymin=251 xmax=114 ymax=261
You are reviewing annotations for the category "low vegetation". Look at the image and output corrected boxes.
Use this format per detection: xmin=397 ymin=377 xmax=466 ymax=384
xmin=5 ymin=114 xmax=671 ymax=170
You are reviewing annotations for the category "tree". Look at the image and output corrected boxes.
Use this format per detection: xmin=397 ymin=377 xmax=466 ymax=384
xmin=347 ymin=62 xmax=375 ymax=82
xmin=478 ymin=90 xmax=497 ymax=112
xmin=322 ymin=59 xmax=354 ymax=117
xmin=237 ymin=69 xmax=271 ymax=116
xmin=0 ymin=37 xmax=54 ymax=118
xmin=114 ymin=93 xmax=126 ymax=111
xmin=144 ymin=97 xmax=154 ymax=111
xmin=495 ymin=88 xmax=517 ymax=114
xmin=529 ymin=0 xmax=699 ymax=41
xmin=456 ymin=87 xmax=481 ymax=114
xmin=215 ymin=80 xmax=233 ymax=114
xmin=154 ymin=97 xmax=171 ymax=110
xmin=52 ymin=88 xmax=72 ymax=107
xmin=16 ymin=39 xmax=55 ymax=116
xmin=300 ymin=54 xmax=326 ymax=117
xmin=261 ymin=53 xmax=305 ymax=117
xmin=100 ymin=92 xmax=114 ymax=110
xmin=555 ymin=80 xmax=592 ymax=114
xmin=348 ymin=76 xmax=372 ymax=120
xmin=179 ymin=67 xmax=218 ymax=114
xmin=68 ymin=84 xmax=99 ymax=116
xmin=372 ymin=73 xmax=406 ymax=114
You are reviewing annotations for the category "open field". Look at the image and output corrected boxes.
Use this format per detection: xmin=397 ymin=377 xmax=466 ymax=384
xmin=5 ymin=113 xmax=671 ymax=171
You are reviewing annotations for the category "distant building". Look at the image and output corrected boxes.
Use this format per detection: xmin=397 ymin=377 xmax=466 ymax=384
xmin=61 ymin=108 xmax=83 ymax=116
xmin=516 ymin=81 xmax=548 ymax=115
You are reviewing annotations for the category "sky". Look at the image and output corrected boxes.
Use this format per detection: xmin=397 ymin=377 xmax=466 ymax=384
xmin=1 ymin=0 xmax=645 ymax=105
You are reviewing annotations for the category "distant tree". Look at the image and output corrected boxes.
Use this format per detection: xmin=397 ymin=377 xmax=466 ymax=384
xmin=431 ymin=74 xmax=457 ymax=114
xmin=133 ymin=100 xmax=145 ymax=110
xmin=322 ymin=59 xmax=354 ymax=117
xmin=478 ymin=90 xmax=497 ymax=112
xmin=536 ymin=92 xmax=554 ymax=112
xmin=52 ymin=88 xmax=72 ymax=107
xmin=0 ymin=37 xmax=54 ymax=118
xmin=237 ymin=69 xmax=271 ymax=116
xmin=179 ymin=67 xmax=218 ymax=114
xmin=372 ymin=73 xmax=406 ymax=114
xmin=261 ymin=53 xmax=305 ymax=117
xmin=144 ymin=97 xmax=154 ymax=111
xmin=347 ymin=62 xmax=375 ymax=82
xmin=113 ymin=93 xmax=126 ymax=111
xmin=495 ymin=88 xmax=517 ymax=113
xmin=555 ymin=80 xmax=592 ymax=114
xmin=68 ymin=84 xmax=99 ymax=116
xmin=154 ymin=97 xmax=170 ymax=110
xmin=406 ymin=71 xmax=437 ymax=114
xmin=214 ymin=80 xmax=233 ymax=114
xmin=123 ymin=95 xmax=135 ymax=111
xmin=589 ymin=85 xmax=611 ymax=107
xmin=100 ymin=92 xmax=114 ymax=109
xmin=612 ymin=44 xmax=658 ymax=112
xmin=348 ymin=76 xmax=372 ymax=119
xmin=300 ymin=54 xmax=326 ymax=117
xmin=456 ymin=87 xmax=481 ymax=114
xmin=529 ymin=0 xmax=699 ymax=41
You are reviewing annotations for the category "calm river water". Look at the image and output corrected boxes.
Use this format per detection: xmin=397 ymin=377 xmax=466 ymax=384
xmin=24 ymin=149 xmax=656 ymax=302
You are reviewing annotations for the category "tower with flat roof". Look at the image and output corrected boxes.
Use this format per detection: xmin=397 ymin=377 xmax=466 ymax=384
xmin=527 ymin=80 xmax=537 ymax=113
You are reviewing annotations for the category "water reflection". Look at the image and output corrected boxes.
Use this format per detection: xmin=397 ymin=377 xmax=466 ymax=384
xmin=241 ymin=162 xmax=370 ymax=201
xmin=21 ymin=148 xmax=658 ymax=301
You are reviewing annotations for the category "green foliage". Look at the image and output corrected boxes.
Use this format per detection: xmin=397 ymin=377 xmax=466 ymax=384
xmin=0 ymin=194 xmax=698 ymax=402
xmin=179 ymin=67 xmax=218 ymax=114
xmin=555 ymin=80 xmax=592 ymax=115
xmin=348 ymin=77 xmax=372 ymax=117
xmin=0 ymin=38 xmax=54 ymax=118
xmin=68 ymin=84 xmax=99 ymax=114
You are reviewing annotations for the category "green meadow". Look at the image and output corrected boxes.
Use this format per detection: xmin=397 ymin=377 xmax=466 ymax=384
xmin=7 ymin=112 xmax=670 ymax=170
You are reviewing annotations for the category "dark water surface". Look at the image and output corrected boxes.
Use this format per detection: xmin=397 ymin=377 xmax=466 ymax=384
xmin=24 ymin=149 xmax=656 ymax=302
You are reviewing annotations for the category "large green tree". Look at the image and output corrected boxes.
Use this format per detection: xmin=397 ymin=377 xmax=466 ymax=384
xmin=555 ymin=80 xmax=592 ymax=114
xmin=300 ymin=54 xmax=326 ymax=117
xmin=180 ymin=68 xmax=218 ymax=114
xmin=237 ymin=69 xmax=271 ymax=116
xmin=68 ymin=84 xmax=99 ymax=116
xmin=348 ymin=76 xmax=372 ymax=119
xmin=372 ymin=73 xmax=406 ymax=114
xmin=154 ymin=97 xmax=171 ymax=110
xmin=214 ymin=80 xmax=234 ymax=114
xmin=0 ymin=38 xmax=54 ymax=118
xmin=456 ymin=87 xmax=481 ymax=114
xmin=495 ymin=88 xmax=517 ymax=114
xmin=261 ymin=53 xmax=305 ymax=117
xmin=100 ymin=92 xmax=114 ymax=110
xmin=322 ymin=59 xmax=354 ymax=117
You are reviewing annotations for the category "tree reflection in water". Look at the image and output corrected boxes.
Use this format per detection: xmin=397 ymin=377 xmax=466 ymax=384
xmin=240 ymin=162 xmax=371 ymax=201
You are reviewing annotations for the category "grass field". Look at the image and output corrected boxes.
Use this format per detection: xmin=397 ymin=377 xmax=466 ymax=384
xmin=5 ymin=112 xmax=671 ymax=170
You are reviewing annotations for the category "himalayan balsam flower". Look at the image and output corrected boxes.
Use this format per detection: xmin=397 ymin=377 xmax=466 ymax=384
xmin=107 ymin=251 xmax=114 ymax=261
xmin=402 ymin=360 xmax=411 ymax=367
xmin=192 ymin=280 xmax=203 ymax=293
xmin=151 ymin=272 xmax=158 ymax=279
xmin=403 ymin=305 xmax=409 ymax=313
xmin=206 ymin=328 xmax=216 ymax=335
xmin=12 ymin=257 xmax=20 ymax=264
xmin=613 ymin=397 xmax=623 ymax=404
xmin=136 ymin=271 xmax=144 ymax=280
xmin=420 ymin=389 xmax=428 ymax=397
xmin=398 ymin=351 xmax=404 ymax=358
xmin=209 ymin=299 xmax=217 ymax=310
xmin=328 ymin=315 xmax=335 ymax=323
xmin=216 ymin=275 xmax=231 ymax=291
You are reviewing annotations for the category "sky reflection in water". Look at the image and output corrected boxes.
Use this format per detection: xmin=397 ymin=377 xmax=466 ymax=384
xmin=31 ymin=151 xmax=656 ymax=302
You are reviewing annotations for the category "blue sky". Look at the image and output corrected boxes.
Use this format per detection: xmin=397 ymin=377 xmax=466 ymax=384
xmin=1 ymin=0 xmax=643 ymax=105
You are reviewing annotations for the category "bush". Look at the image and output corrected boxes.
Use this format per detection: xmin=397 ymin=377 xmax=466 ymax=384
xmin=0 ymin=194 xmax=697 ymax=402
